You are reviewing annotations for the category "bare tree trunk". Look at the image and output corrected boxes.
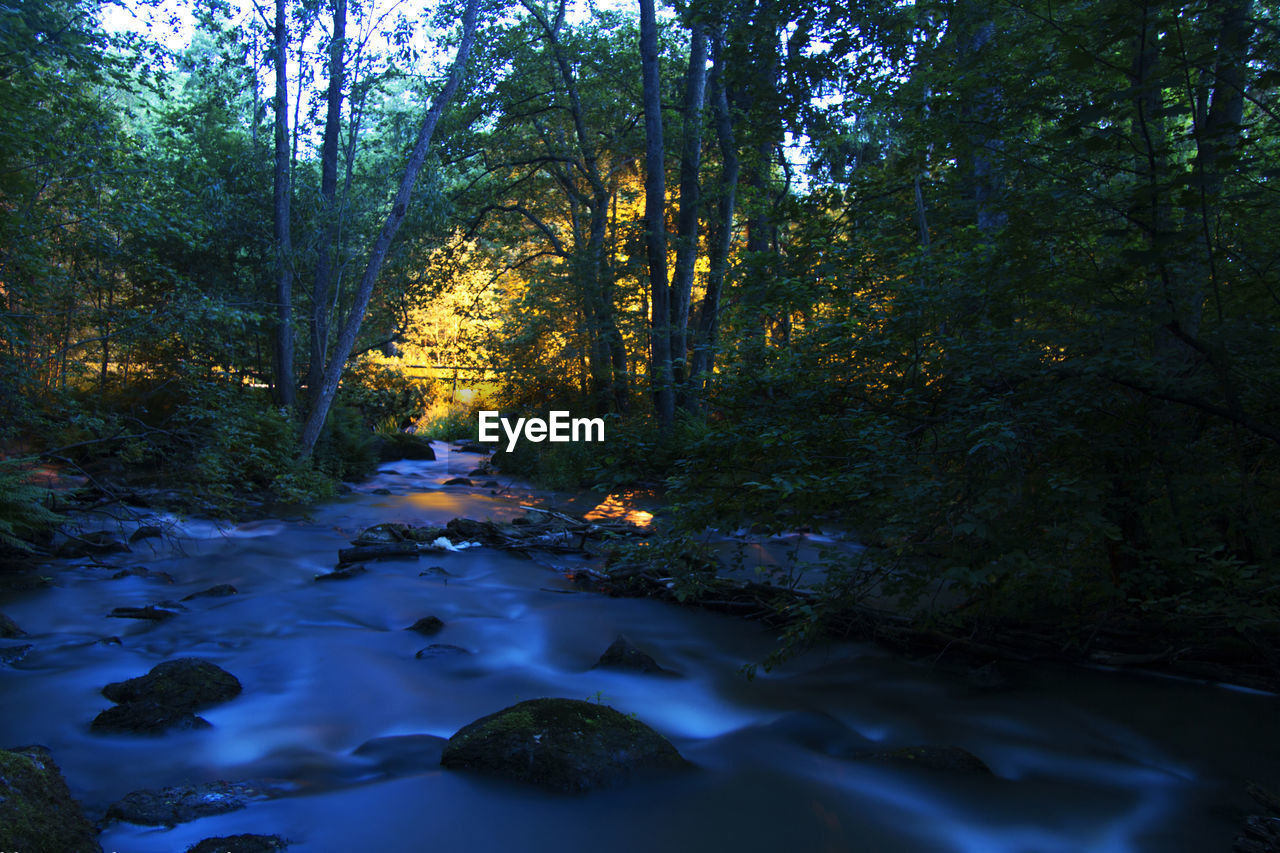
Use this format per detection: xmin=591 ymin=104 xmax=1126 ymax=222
xmin=689 ymin=27 xmax=738 ymax=394
xmin=309 ymin=0 xmax=347 ymax=396
xmin=640 ymin=0 xmax=673 ymax=431
xmin=272 ymin=0 xmax=295 ymax=407
xmin=299 ymin=0 xmax=480 ymax=456
xmin=671 ymin=21 xmax=708 ymax=410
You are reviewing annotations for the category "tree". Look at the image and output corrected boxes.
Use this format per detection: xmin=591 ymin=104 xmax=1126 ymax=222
xmin=309 ymin=0 xmax=348 ymax=397
xmin=299 ymin=0 xmax=481 ymax=456
xmin=639 ymin=0 xmax=673 ymax=430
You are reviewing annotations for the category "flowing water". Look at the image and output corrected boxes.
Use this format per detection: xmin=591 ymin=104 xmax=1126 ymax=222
xmin=1 ymin=445 xmax=1275 ymax=852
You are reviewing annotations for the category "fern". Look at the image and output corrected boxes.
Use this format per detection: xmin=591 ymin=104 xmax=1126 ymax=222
xmin=0 ymin=459 xmax=62 ymax=553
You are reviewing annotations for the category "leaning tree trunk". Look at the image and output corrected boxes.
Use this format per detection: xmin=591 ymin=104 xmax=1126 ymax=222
xmin=640 ymin=0 xmax=673 ymax=431
xmin=299 ymin=0 xmax=480 ymax=456
xmin=272 ymin=0 xmax=295 ymax=407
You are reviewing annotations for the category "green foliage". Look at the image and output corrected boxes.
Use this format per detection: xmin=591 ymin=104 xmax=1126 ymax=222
xmin=311 ymin=404 xmax=378 ymax=482
xmin=0 ymin=461 xmax=63 ymax=555
xmin=340 ymin=359 xmax=436 ymax=431
xmin=415 ymin=406 xmax=480 ymax=442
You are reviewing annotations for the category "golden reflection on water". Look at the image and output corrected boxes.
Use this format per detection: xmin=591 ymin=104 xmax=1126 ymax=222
xmin=583 ymin=494 xmax=654 ymax=527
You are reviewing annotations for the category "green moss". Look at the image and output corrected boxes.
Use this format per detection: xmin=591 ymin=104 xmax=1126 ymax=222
xmin=0 ymin=747 xmax=102 ymax=853
xmin=441 ymin=698 xmax=688 ymax=793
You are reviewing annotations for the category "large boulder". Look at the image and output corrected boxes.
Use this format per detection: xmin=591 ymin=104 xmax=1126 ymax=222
xmin=376 ymin=433 xmax=436 ymax=461
xmin=0 ymin=746 xmax=102 ymax=853
xmin=440 ymin=698 xmax=688 ymax=793
xmin=92 ymin=658 xmax=241 ymax=735
xmin=101 ymin=658 xmax=241 ymax=709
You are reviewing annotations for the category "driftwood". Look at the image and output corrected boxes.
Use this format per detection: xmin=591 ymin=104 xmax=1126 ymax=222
xmin=338 ymin=542 xmax=448 ymax=565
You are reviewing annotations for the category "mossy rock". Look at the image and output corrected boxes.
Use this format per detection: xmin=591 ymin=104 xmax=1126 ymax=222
xmin=440 ymin=698 xmax=689 ymax=793
xmin=101 ymin=658 xmax=241 ymax=711
xmin=352 ymin=523 xmax=446 ymax=546
xmin=90 ymin=701 xmax=211 ymax=735
xmin=106 ymin=780 xmax=265 ymax=826
xmin=186 ymin=835 xmax=288 ymax=853
xmin=0 ymin=746 xmax=102 ymax=853
xmin=376 ymin=433 xmax=436 ymax=461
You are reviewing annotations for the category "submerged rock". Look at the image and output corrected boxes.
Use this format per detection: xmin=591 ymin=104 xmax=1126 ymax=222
xmin=0 ymin=643 xmax=34 ymax=665
xmin=106 ymin=780 xmax=266 ymax=826
xmin=457 ymin=443 xmax=491 ymax=454
xmin=405 ymin=616 xmax=445 ymax=635
xmin=863 ymin=745 xmax=993 ymax=775
xmin=56 ymin=530 xmax=129 ymax=558
xmin=441 ymin=698 xmax=689 ymax=793
xmin=315 ymin=565 xmax=368 ymax=581
xmin=128 ymin=525 xmax=165 ymax=543
xmin=0 ymin=611 xmax=26 ymax=637
xmin=182 ymin=583 xmax=239 ymax=600
xmin=102 ymin=658 xmax=241 ymax=710
xmin=110 ymin=567 xmax=175 ymax=583
xmin=107 ymin=604 xmax=182 ymax=621
xmin=0 ymin=746 xmax=102 ymax=853
xmin=593 ymin=634 xmax=670 ymax=675
xmin=353 ymin=734 xmax=447 ymax=778
xmin=443 ymin=477 xmax=473 ymax=486
xmin=186 ymin=835 xmax=288 ymax=853
xmin=416 ymin=643 xmax=468 ymax=659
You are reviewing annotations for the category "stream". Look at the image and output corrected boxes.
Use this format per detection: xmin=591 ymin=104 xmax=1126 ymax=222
xmin=1 ymin=444 xmax=1275 ymax=852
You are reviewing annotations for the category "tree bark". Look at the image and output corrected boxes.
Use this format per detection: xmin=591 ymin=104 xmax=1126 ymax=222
xmin=309 ymin=0 xmax=347 ymax=396
xmin=299 ymin=0 xmax=480 ymax=456
xmin=640 ymin=0 xmax=673 ymax=430
xmin=689 ymin=26 xmax=738 ymax=395
xmin=671 ymin=21 xmax=708 ymax=409
xmin=519 ymin=0 xmax=628 ymax=413
xmin=272 ymin=0 xmax=295 ymax=407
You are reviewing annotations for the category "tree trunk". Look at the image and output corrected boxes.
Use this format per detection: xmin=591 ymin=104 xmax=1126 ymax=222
xmin=1192 ymin=0 xmax=1250 ymax=332
xmin=272 ymin=0 xmax=295 ymax=407
xmin=689 ymin=27 xmax=738 ymax=395
xmin=299 ymin=0 xmax=481 ymax=456
xmin=309 ymin=0 xmax=347 ymax=397
xmin=671 ymin=21 xmax=708 ymax=410
xmin=640 ymin=0 xmax=673 ymax=431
